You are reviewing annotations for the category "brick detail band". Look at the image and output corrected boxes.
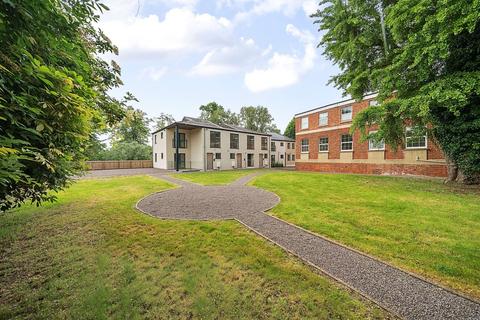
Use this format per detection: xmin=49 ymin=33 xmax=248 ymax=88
xmin=296 ymin=162 xmax=447 ymax=177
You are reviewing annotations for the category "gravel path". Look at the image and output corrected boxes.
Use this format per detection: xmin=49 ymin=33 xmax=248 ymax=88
xmin=137 ymin=173 xmax=480 ymax=320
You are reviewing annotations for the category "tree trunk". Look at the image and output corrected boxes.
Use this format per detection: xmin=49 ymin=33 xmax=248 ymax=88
xmin=444 ymin=154 xmax=458 ymax=183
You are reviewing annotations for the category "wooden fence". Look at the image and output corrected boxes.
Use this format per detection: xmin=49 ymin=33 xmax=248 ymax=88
xmin=86 ymin=160 xmax=153 ymax=170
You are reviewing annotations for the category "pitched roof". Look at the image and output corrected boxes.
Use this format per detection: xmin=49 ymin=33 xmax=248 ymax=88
xmin=152 ymin=116 xmax=271 ymax=136
xmin=269 ymin=132 xmax=295 ymax=142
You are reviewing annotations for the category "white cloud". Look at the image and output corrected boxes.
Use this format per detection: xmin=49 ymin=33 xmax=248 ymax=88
xmin=141 ymin=66 xmax=168 ymax=80
xmin=224 ymin=0 xmax=318 ymax=22
xmin=100 ymin=7 xmax=233 ymax=58
xmin=191 ymin=37 xmax=260 ymax=76
xmin=244 ymin=24 xmax=317 ymax=92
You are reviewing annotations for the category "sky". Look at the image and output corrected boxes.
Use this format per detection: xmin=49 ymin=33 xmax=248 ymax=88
xmin=99 ymin=0 xmax=345 ymax=132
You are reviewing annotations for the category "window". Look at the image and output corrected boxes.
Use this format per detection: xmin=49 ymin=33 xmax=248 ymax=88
xmin=287 ymin=154 xmax=291 ymax=161
xmin=319 ymin=137 xmax=329 ymax=152
xmin=405 ymin=128 xmax=427 ymax=149
xmin=292 ymin=154 xmax=295 ymax=160
xmin=172 ymin=133 xmax=186 ymax=148
xmin=210 ymin=131 xmax=221 ymax=148
xmin=301 ymin=139 xmax=309 ymax=153
xmin=160 ymin=132 xmax=163 ymax=139
xmin=341 ymin=134 xmax=353 ymax=151
xmin=261 ymin=137 xmax=268 ymax=150
xmin=215 ymin=153 xmax=222 ymax=159
xmin=287 ymin=143 xmax=290 ymax=149
xmin=369 ymin=100 xmax=379 ymax=106
xmin=230 ymin=153 xmax=235 ymax=159
xmin=301 ymin=117 xmax=308 ymax=129
xmin=154 ymin=153 xmax=157 ymax=162
xmin=368 ymin=131 xmax=385 ymax=150
xmin=161 ymin=153 xmax=164 ymax=159
xmin=292 ymin=143 xmax=295 ymax=149
xmin=154 ymin=135 xmax=157 ymax=144
xmin=280 ymin=154 xmax=284 ymax=159
xmin=271 ymin=141 xmax=276 ymax=151
xmin=341 ymin=106 xmax=352 ymax=122
xmin=247 ymin=135 xmax=255 ymax=150
xmin=319 ymin=112 xmax=328 ymax=126
xmin=230 ymin=133 xmax=239 ymax=149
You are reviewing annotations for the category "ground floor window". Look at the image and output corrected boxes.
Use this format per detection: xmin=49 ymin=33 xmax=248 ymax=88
xmin=280 ymin=154 xmax=284 ymax=159
xmin=154 ymin=153 xmax=157 ymax=162
xmin=161 ymin=153 xmax=164 ymax=159
xmin=230 ymin=153 xmax=235 ymax=159
xmin=287 ymin=154 xmax=291 ymax=161
xmin=174 ymin=153 xmax=186 ymax=169
xmin=301 ymin=139 xmax=309 ymax=153
xmin=341 ymin=134 xmax=353 ymax=151
xmin=368 ymin=131 xmax=385 ymax=150
xmin=319 ymin=137 xmax=329 ymax=152
xmin=405 ymin=127 xmax=427 ymax=149
xmin=215 ymin=153 xmax=222 ymax=159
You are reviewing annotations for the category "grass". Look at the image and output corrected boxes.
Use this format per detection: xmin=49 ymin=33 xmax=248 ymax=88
xmin=0 ymin=175 xmax=388 ymax=319
xmin=173 ymin=169 xmax=260 ymax=185
xmin=251 ymin=171 xmax=480 ymax=299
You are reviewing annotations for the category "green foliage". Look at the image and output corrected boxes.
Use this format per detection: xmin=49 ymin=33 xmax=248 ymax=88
xmin=112 ymin=105 xmax=151 ymax=145
xmin=153 ymin=113 xmax=175 ymax=131
xmin=0 ymin=0 xmax=127 ymax=210
xmin=314 ymin=0 xmax=480 ymax=182
xmin=199 ymin=101 xmax=240 ymax=125
xmin=239 ymin=106 xmax=280 ymax=133
xmin=90 ymin=142 xmax=152 ymax=161
xmin=284 ymin=118 xmax=296 ymax=139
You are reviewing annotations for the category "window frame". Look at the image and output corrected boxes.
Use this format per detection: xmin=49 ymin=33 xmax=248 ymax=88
xmin=319 ymin=137 xmax=329 ymax=152
xmin=369 ymin=100 xmax=379 ymax=106
xmin=368 ymin=131 xmax=385 ymax=151
xmin=319 ymin=112 xmax=328 ymax=126
xmin=247 ymin=135 xmax=255 ymax=150
xmin=172 ymin=132 xmax=187 ymax=148
xmin=230 ymin=133 xmax=239 ymax=149
xmin=271 ymin=141 xmax=276 ymax=151
xmin=210 ymin=131 xmax=221 ymax=148
xmin=301 ymin=117 xmax=308 ymax=129
xmin=340 ymin=134 xmax=353 ymax=151
xmin=405 ymin=127 xmax=427 ymax=149
xmin=301 ymin=138 xmax=309 ymax=153
xmin=261 ymin=137 xmax=268 ymax=150
xmin=340 ymin=106 xmax=353 ymax=122
xmin=215 ymin=152 xmax=222 ymax=160
xmin=230 ymin=153 xmax=235 ymax=159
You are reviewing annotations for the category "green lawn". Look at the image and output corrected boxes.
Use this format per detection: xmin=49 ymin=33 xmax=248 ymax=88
xmin=251 ymin=171 xmax=480 ymax=299
xmin=0 ymin=176 xmax=387 ymax=319
xmin=173 ymin=169 xmax=260 ymax=185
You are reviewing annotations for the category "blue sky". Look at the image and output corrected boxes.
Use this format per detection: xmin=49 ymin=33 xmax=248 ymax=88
xmin=99 ymin=0 xmax=344 ymax=132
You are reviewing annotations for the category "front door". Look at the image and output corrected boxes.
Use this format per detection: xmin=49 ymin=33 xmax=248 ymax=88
xmin=207 ymin=153 xmax=214 ymax=170
xmin=174 ymin=153 xmax=186 ymax=169
xmin=236 ymin=153 xmax=242 ymax=168
xmin=259 ymin=153 xmax=263 ymax=167
xmin=271 ymin=155 xmax=275 ymax=165
xmin=247 ymin=154 xmax=254 ymax=167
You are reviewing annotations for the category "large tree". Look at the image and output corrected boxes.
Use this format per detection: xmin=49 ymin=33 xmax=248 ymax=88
xmin=154 ymin=113 xmax=175 ymax=131
xmin=199 ymin=101 xmax=240 ymax=125
xmin=112 ymin=105 xmax=151 ymax=145
xmin=239 ymin=106 xmax=280 ymax=133
xmin=0 ymin=0 xmax=126 ymax=211
xmin=314 ymin=0 xmax=480 ymax=183
xmin=284 ymin=118 xmax=296 ymax=139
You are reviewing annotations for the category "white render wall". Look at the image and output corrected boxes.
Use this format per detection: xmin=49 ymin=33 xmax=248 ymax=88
xmin=152 ymin=129 xmax=167 ymax=169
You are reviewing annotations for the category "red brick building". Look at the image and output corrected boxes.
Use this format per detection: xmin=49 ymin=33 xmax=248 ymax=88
xmin=294 ymin=94 xmax=447 ymax=177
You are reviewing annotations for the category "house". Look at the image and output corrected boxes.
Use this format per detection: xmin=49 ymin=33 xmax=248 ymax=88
xmin=270 ymin=133 xmax=295 ymax=167
xmin=294 ymin=93 xmax=448 ymax=177
xmin=152 ymin=117 xmax=271 ymax=171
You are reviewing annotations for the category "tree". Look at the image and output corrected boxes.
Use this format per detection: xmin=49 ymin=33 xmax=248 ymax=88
xmin=239 ymin=106 xmax=280 ymax=133
xmin=314 ymin=0 xmax=480 ymax=183
xmin=0 ymin=0 xmax=127 ymax=211
xmin=199 ymin=102 xmax=240 ymax=125
xmin=112 ymin=104 xmax=151 ymax=145
xmin=284 ymin=118 xmax=296 ymax=139
xmin=88 ymin=142 xmax=152 ymax=161
xmin=154 ymin=113 xmax=175 ymax=131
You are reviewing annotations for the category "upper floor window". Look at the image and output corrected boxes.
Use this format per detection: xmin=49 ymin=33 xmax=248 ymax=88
xmin=369 ymin=100 xmax=379 ymax=106
xmin=319 ymin=112 xmax=328 ymax=126
xmin=210 ymin=131 xmax=221 ymax=148
xmin=341 ymin=134 xmax=353 ymax=151
xmin=292 ymin=142 xmax=295 ymax=149
xmin=230 ymin=133 xmax=239 ymax=149
xmin=319 ymin=137 xmax=329 ymax=152
xmin=172 ymin=133 xmax=186 ymax=148
xmin=271 ymin=141 xmax=276 ymax=151
xmin=287 ymin=143 xmax=290 ymax=149
xmin=261 ymin=137 xmax=268 ymax=150
xmin=405 ymin=128 xmax=427 ymax=149
xmin=368 ymin=131 xmax=385 ymax=150
xmin=247 ymin=135 xmax=255 ymax=150
xmin=301 ymin=139 xmax=309 ymax=153
xmin=341 ymin=106 xmax=352 ymax=122
xmin=154 ymin=135 xmax=157 ymax=144
xmin=160 ymin=132 xmax=163 ymax=139
xmin=280 ymin=142 xmax=284 ymax=147
xmin=301 ymin=117 xmax=308 ymax=129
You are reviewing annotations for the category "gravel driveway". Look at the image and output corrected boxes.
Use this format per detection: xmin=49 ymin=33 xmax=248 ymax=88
xmin=137 ymin=173 xmax=480 ymax=320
